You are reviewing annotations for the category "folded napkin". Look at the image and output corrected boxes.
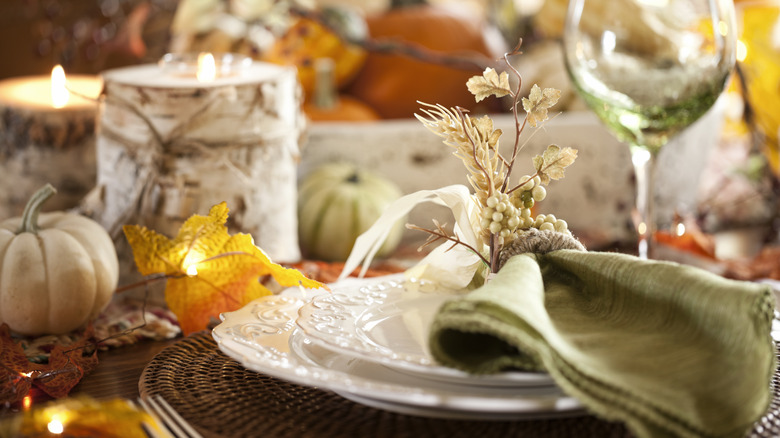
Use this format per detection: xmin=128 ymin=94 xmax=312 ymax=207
xmin=428 ymin=250 xmax=776 ymax=438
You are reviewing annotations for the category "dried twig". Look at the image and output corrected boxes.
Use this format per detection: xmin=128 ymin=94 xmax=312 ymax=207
xmin=406 ymin=221 xmax=490 ymax=267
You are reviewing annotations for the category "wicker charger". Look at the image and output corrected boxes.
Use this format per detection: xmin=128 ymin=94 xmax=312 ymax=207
xmin=139 ymin=332 xmax=780 ymax=438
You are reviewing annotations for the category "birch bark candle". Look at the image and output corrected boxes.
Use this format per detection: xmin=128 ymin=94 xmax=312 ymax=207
xmin=0 ymin=67 xmax=101 ymax=217
xmin=85 ymin=53 xmax=303 ymax=265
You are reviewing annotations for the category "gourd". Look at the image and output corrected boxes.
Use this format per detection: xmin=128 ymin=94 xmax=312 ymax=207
xmin=0 ymin=184 xmax=119 ymax=336
xmin=262 ymin=6 xmax=368 ymax=98
xmin=346 ymin=0 xmax=502 ymax=119
xmin=298 ymin=164 xmax=404 ymax=261
xmin=303 ymin=58 xmax=380 ymax=122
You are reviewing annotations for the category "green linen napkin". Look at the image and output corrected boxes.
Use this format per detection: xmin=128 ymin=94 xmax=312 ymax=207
xmin=428 ymin=250 xmax=776 ymax=438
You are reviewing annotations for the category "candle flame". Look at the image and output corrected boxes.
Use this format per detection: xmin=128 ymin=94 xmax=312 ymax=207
xmin=197 ymin=53 xmax=216 ymax=82
xmin=51 ymin=65 xmax=69 ymax=108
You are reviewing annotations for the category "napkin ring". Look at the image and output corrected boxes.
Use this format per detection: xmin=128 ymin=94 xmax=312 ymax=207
xmin=497 ymin=228 xmax=586 ymax=270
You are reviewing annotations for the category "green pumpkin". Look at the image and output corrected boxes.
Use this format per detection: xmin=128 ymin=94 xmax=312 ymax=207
xmin=298 ymin=163 xmax=404 ymax=261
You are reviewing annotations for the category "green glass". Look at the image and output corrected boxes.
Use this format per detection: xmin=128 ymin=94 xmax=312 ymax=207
xmin=564 ymin=0 xmax=736 ymax=258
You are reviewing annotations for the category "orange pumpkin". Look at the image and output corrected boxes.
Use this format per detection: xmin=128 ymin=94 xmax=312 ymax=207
xmin=262 ymin=7 xmax=368 ymax=98
xmin=346 ymin=0 xmax=501 ymax=119
xmin=304 ymin=96 xmax=380 ymax=122
xmin=304 ymin=59 xmax=380 ymax=122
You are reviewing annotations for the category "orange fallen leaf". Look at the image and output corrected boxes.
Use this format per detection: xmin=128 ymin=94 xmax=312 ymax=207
xmin=123 ymin=202 xmax=327 ymax=334
xmin=35 ymin=327 xmax=99 ymax=399
xmin=724 ymin=246 xmax=780 ymax=281
xmin=655 ymin=230 xmax=716 ymax=259
xmin=0 ymin=324 xmax=98 ymax=404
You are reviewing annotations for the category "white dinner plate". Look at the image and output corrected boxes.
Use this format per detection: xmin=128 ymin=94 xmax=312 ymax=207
xmin=295 ymin=275 xmax=555 ymax=388
xmin=212 ymin=277 xmax=584 ymax=420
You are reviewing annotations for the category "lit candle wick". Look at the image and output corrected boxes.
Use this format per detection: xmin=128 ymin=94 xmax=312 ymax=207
xmin=197 ymin=53 xmax=216 ymax=82
xmin=51 ymin=65 xmax=69 ymax=108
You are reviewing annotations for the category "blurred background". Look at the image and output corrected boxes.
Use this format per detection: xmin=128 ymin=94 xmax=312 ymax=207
xmin=0 ymin=0 xmax=540 ymax=80
xmin=0 ymin=0 xmax=778 ymax=275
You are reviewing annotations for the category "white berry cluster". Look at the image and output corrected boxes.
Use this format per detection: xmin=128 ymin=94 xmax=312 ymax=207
xmin=479 ymin=175 xmax=570 ymax=244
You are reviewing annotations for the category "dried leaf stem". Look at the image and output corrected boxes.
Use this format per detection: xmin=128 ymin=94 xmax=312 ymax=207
xmin=502 ymin=43 xmax=531 ymax=192
xmin=406 ymin=222 xmax=490 ymax=267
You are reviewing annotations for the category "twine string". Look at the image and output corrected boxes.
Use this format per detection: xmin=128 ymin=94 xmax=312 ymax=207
xmin=88 ymin=81 xmax=301 ymax=236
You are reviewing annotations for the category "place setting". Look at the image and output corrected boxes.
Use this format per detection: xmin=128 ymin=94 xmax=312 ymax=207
xmin=201 ymin=0 xmax=780 ymax=436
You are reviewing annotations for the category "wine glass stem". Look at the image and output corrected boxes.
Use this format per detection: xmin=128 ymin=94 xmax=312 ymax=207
xmin=631 ymin=146 xmax=658 ymax=259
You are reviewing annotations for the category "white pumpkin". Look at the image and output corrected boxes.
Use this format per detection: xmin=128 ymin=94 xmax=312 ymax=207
xmin=0 ymin=184 xmax=119 ymax=335
xmin=298 ymin=163 xmax=405 ymax=261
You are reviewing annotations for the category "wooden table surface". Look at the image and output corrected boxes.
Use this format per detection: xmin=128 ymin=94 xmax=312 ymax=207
xmin=70 ymin=337 xmax=181 ymax=401
xmin=0 ymin=336 xmax=181 ymax=417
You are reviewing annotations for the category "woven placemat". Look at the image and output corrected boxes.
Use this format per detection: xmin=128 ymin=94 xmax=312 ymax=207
xmin=139 ymin=332 xmax=780 ymax=438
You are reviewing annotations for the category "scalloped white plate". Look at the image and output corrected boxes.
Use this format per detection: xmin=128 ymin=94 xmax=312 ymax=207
xmin=212 ymin=276 xmax=583 ymax=420
xmin=296 ymin=275 xmax=555 ymax=388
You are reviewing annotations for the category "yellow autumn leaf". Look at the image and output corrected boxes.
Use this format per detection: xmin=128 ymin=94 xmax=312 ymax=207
xmin=123 ymin=202 xmax=326 ymax=334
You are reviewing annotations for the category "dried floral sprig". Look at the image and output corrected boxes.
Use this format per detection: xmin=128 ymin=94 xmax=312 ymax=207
xmin=406 ymin=220 xmax=491 ymax=267
xmin=416 ymin=104 xmax=505 ymax=204
xmin=414 ymin=41 xmax=578 ymax=274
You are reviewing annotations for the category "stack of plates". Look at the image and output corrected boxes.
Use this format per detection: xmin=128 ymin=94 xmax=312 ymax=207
xmin=212 ymin=275 xmax=584 ymax=420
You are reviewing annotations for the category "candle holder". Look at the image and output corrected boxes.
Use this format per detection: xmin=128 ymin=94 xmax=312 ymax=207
xmin=83 ymin=52 xmax=304 ymax=282
xmin=0 ymin=72 xmax=101 ymax=217
xmin=158 ymin=52 xmax=253 ymax=78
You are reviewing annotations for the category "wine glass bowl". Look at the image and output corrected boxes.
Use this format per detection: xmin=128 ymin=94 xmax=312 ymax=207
xmin=563 ymin=0 xmax=737 ymax=258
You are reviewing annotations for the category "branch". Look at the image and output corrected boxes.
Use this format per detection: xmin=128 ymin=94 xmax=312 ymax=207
xmin=501 ymin=40 xmax=529 ymax=191
xmin=290 ymin=7 xmax=495 ymax=72
xmin=406 ymin=222 xmax=490 ymax=267
xmin=507 ymin=171 xmax=540 ymax=195
xmin=114 ymin=273 xmax=169 ymax=294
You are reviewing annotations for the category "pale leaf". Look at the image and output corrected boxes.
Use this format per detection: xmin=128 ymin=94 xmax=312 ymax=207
xmin=522 ymin=84 xmax=561 ymax=127
xmin=467 ymin=68 xmax=511 ymax=102
xmin=340 ymin=185 xmax=482 ymax=285
xmin=405 ymin=244 xmax=482 ymax=290
xmin=533 ymin=145 xmax=578 ymax=185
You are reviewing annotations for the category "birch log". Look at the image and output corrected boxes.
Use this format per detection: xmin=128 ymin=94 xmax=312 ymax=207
xmin=84 ymin=62 xmax=304 ymax=281
xmin=0 ymin=76 xmax=98 ymax=218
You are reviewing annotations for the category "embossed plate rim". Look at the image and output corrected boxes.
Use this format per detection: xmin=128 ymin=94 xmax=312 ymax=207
xmin=212 ymin=276 xmax=584 ymax=418
xmin=295 ymin=275 xmax=555 ymax=387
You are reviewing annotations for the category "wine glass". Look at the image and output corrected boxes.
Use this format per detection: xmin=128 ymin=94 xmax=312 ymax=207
xmin=563 ymin=0 xmax=737 ymax=258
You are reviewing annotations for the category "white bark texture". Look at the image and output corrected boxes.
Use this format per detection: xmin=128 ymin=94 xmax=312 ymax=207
xmin=0 ymin=106 xmax=96 ymax=218
xmin=84 ymin=65 xmax=304 ymax=280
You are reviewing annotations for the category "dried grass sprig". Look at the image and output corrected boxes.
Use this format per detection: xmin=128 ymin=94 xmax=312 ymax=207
xmin=415 ymin=103 xmax=505 ymax=202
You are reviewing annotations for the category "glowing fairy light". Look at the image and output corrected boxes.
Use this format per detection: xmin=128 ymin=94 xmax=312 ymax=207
xmin=736 ymin=40 xmax=748 ymax=62
xmin=47 ymin=414 xmax=64 ymax=434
